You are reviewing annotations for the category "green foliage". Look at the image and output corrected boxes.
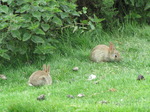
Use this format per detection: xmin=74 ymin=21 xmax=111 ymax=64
xmin=0 ymin=0 xmax=78 ymax=61
xmin=0 ymin=0 xmax=103 ymax=61
xmin=124 ymin=0 xmax=150 ymax=22
xmin=76 ymin=0 xmax=150 ymax=27
xmin=76 ymin=0 xmax=118 ymax=28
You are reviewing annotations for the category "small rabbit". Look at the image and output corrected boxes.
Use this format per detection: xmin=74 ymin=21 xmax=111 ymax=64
xmin=90 ymin=42 xmax=121 ymax=62
xmin=28 ymin=64 xmax=52 ymax=86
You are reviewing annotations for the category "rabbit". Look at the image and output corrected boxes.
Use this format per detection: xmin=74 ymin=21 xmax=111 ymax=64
xmin=90 ymin=42 xmax=121 ymax=62
xmin=28 ymin=64 xmax=52 ymax=86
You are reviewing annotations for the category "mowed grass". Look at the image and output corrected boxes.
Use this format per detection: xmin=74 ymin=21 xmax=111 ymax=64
xmin=1 ymin=24 xmax=150 ymax=112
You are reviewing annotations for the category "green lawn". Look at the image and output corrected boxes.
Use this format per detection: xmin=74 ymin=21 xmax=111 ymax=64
xmin=1 ymin=24 xmax=150 ymax=112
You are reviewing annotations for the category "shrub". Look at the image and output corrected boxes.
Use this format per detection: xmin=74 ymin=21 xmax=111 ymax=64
xmin=76 ymin=0 xmax=150 ymax=26
xmin=0 ymin=0 xmax=103 ymax=62
xmin=124 ymin=0 xmax=150 ymax=23
xmin=0 ymin=0 xmax=81 ymax=61
xmin=76 ymin=0 xmax=118 ymax=28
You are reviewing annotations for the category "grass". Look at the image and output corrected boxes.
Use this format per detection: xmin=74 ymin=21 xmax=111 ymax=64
xmin=1 ymin=23 xmax=150 ymax=112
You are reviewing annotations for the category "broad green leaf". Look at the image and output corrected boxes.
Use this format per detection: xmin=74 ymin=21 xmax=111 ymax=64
xmin=9 ymin=24 xmax=21 ymax=30
xmin=16 ymin=4 xmax=30 ymax=13
xmin=144 ymin=2 xmax=150 ymax=10
xmin=38 ymin=55 xmax=46 ymax=60
xmin=2 ymin=0 xmax=13 ymax=5
xmin=88 ymin=21 xmax=95 ymax=30
xmin=18 ymin=46 xmax=27 ymax=54
xmin=72 ymin=11 xmax=80 ymax=16
xmin=0 ymin=22 xmax=8 ymax=30
xmin=124 ymin=12 xmax=141 ymax=19
xmin=28 ymin=22 xmax=39 ymax=30
xmin=0 ymin=49 xmax=7 ymax=54
xmin=22 ymin=14 xmax=32 ymax=22
xmin=43 ymin=7 xmax=52 ymax=11
xmin=11 ymin=30 xmax=21 ymax=40
xmin=89 ymin=15 xmax=105 ymax=23
xmin=34 ymin=43 xmax=55 ymax=54
xmin=23 ymin=32 xmax=31 ymax=41
xmin=60 ymin=12 xmax=69 ymax=19
xmin=32 ymin=11 xmax=41 ymax=21
xmin=16 ymin=0 xmax=26 ymax=5
xmin=34 ymin=28 xmax=45 ymax=35
xmin=73 ymin=26 xmax=78 ymax=33
xmin=0 ymin=5 xmax=9 ymax=13
xmin=147 ymin=12 xmax=150 ymax=17
xmin=81 ymin=20 xmax=88 ymax=24
xmin=2 ymin=53 xmax=10 ymax=60
xmin=2 ymin=0 xmax=7 ymax=2
xmin=31 ymin=35 xmax=45 ymax=43
xmin=61 ymin=5 xmax=70 ymax=12
xmin=6 ymin=44 xmax=15 ymax=51
xmin=47 ymin=38 xmax=59 ymax=43
xmin=130 ymin=0 xmax=134 ymax=6
xmin=21 ymin=23 xmax=30 ymax=28
xmin=51 ymin=8 xmax=62 ymax=13
xmin=38 ymin=0 xmax=47 ymax=5
xmin=136 ymin=1 xmax=144 ymax=7
xmin=0 ymin=49 xmax=10 ymax=60
xmin=52 ymin=16 xmax=62 ymax=26
xmin=124 ymin=0 xmax=129 ymax=4
xmin=82 ymin=7 xmax=87 ymax=14
xmin=41 ymin=23 xmax=50 ymax=31
xmin=0 ymin=34 xmax=5 ymax=44
xmin=42 ymin=13 xmax=54 ymax=22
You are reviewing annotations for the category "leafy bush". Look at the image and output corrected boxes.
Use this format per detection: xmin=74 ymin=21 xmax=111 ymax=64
xmin=76 ymin=0 xmax=150 ymax=26
xmin=0 ymin=0 xmax=80 ymax=61
xmin=124 ymin=0 xmax=150 ymax=22
xmin=76 ymin=0 xmax=118 ymax=28
xmin=0 ymin=0 xmax=103 ymax=62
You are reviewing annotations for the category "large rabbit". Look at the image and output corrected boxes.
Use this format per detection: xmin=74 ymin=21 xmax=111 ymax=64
xmin=90 ymin=42 xmax=121 ymax=62
xmin=28 ymin=64 xmax=52 ymax=86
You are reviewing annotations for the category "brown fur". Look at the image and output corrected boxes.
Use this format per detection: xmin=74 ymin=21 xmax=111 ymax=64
xmin=28 ymin=64 xmax=52 ymax=86
xmin=90 ymin=42 xmax=121 ymax=62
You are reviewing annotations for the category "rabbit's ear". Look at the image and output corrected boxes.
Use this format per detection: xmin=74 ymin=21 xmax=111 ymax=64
xmin=109 ymin=42 xmax=115 ymax=53
xmin=46 ymin=65 xmax=50 ymax=73
xmin=43 ymin=64 xmax=47 ymax=72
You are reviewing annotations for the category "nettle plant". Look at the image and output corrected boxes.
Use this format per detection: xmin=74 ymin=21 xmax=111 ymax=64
xmin=124 ymin=0 xmax=150 ymax=22
xmin=0 ymin=0 xmax=79 ymax=60
xmin=0 ymin=0 xmax=102 ymax=61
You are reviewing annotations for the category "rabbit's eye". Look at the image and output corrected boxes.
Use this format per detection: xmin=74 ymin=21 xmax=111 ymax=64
xmin=115 ymin=55 xmax=117 ymax=58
